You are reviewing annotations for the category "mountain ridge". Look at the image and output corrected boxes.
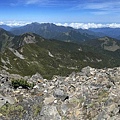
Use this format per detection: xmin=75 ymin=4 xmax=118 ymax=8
xmin=9 ymin=22 xmax=99 ymax=42
xmin=90 ymin=27 xmax=120 ymax=40
xmin=1 ymin=23 xmax=120 ymax=40
xmin=83 ymin=36 xmax=120 ymax=51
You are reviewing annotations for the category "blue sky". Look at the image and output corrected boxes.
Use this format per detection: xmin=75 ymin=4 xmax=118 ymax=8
xmin=0 ymin=0 xmax=120 ymax=28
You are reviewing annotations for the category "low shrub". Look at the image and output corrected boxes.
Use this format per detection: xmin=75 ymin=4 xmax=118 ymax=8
xmin=11 ymin=79 xmax=34 ymax=89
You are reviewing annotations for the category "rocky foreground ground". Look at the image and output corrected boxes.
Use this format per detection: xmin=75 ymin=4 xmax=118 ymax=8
xmin=0 ymin=66 xmax=120 ymax=120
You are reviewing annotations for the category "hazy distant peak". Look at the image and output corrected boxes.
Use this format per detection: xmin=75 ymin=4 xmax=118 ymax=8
xmin=31 ymin=22 xmax=40 ymax=25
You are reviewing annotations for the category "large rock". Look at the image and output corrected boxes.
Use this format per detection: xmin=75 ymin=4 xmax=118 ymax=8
xmin=0 ymin=94 xmax=15 ymax=108
xmin=40 ymin=105 xmax=61 ymax=120
xmin=81 ymin=66 xmax=92 ymax=76
xmin=29 ymin=73 xmax=43 ymax=83
xmin=53 ymin=89 xmax=69 ymax=101
xmin=43 ymin=95 xmax=55 ymax=105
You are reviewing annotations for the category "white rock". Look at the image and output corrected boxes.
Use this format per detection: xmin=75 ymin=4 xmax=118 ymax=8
xmin=33 ymin=85 xmax=39 ymax=89
xmin=44 ymin=90 xmax=47 ymax=93
xmin=44 ymin=96 xmax=55 ymax=105
xmin=54 ymin=100 xmax=57 ymax=103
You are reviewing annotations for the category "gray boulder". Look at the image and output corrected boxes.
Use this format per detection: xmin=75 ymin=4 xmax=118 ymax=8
xmin=53 ymin=89 xmax=69 ymax=101
xmin=40 ymin=105 xmax=61 ymax=120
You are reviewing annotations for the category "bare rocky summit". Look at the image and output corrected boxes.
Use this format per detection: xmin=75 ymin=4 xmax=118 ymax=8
xmin=0 ymin=66 xmax=120 ymax=120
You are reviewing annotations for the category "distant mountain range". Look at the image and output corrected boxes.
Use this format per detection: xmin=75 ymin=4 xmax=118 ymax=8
xmin=9 ymin=22 xmax=99 ymax=42
xmin=0 ymin=23 xmax=104 ymax=42
xmin=0 ymin=28 xmax=120 ymax=78
xmin=1 ymin=22 xmax=120 ymax=41
xmin=0 ymin=25 xmax=12 ymax=31
xmin=89 ymin=27 xmax=120 ymax=40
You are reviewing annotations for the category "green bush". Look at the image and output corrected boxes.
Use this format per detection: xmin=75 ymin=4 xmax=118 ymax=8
xmin=11 ymin=79 xmax=34 ymax=89
xmin=0 ymin=103 xmax=25 ymax=118
xmin=33 ymin=103 xmax=42 ymax=116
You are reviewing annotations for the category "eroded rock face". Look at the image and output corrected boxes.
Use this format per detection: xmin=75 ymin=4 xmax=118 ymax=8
xmin=23 ymin=34 xmax=36 ymax=44
xmin=99 ymin=37 xmax=120 ymax=51
xmin=0 ymin=66 xmax=120 ymax=120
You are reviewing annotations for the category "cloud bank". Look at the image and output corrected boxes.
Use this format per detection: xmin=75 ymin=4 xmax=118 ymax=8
xmin=0 ymin=21 xmax=31 ymax=27
xmin=1 ymin=21 xmax=120 ymax=29
xmin=55 ymin=23 xmax=120 ymax=29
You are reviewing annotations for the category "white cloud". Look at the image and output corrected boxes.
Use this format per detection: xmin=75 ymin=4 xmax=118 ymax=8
xmin=75 ymin=1 xmax=120 ymax=15
xmin=1 ymin=21 xmax=120 ymax=29
xmin=107 ymin=23 xmax=120 ymax=28
xmin=25 ymin=0 xmax=50 ymax=5
xmin=26 ymin=0 xmax=41 ymax=4
xmin=0 ymin=22 xmax=4 ymax=25
xmin=10 ymin=0 xmax=50 ymax=6
xmin=55 ymin=23 xmax=120 ymax=29
xmin=0 ymin=21 xmax=31 ymax=27
xmin=82 ymin=1 xmax=120 ymax=10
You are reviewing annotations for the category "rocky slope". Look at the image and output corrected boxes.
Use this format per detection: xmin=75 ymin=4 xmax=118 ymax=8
xmin=0 ymin=66 xmax=120 ymax=120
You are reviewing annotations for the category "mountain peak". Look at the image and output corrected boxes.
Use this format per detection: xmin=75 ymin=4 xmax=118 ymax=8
xmin=31 ymin=22 xmax=39 ymax=24
xmin=29 ymin=22 xmax=56 ymax=27
xmin=23 ymin=34 xmax=36 ymax=44
xmin=18 ymin=32 xmax=37 ymax=46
